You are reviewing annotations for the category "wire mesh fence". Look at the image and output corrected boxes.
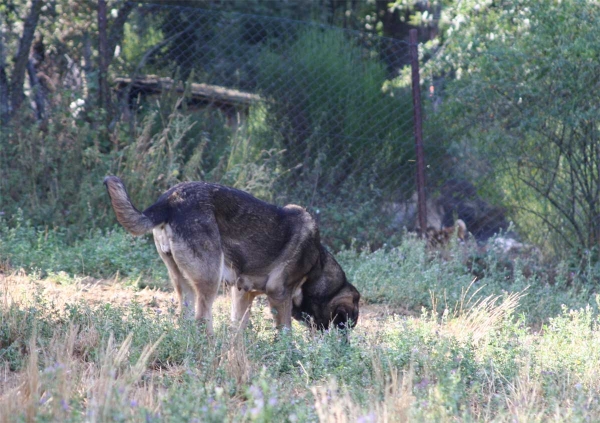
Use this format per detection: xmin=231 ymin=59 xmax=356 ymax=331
xmin=119 ymin=6 xmax=415 ymax=187
xmin=111 ymin=3 xmax=433 ymax=247
xmin=0 ymin=1 xmax=523 ymax=249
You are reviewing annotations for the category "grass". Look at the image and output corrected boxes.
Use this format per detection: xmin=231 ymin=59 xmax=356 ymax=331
xmin=2 ymin=222 xmax=600 ymax=421
xmin=1 ymin=273 xmax=600 ymax=422
xmin=0 ymin=214 xmax=167 ymax=288
xmin=3 ymin=220 xmax=597 ymax=323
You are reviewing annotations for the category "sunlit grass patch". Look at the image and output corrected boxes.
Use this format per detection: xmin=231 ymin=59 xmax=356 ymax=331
xmin=2 ymin=269 xmax=600 ymax=421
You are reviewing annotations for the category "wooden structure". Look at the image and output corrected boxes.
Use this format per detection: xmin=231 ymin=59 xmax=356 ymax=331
xmin=114 ymin=75 xmax=262 ymax=127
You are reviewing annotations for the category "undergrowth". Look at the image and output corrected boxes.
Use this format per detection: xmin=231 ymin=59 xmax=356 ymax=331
xmin=0 ymin=212 xmax=166 ymax=287
xmin=1 ymin=218 xmax=600 ymax=420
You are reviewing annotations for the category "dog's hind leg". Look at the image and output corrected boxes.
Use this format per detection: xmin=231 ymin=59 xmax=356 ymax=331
xmin=170 ymin=254 xmax=220 ymax=334
xmin=153 ymin=229 xmax=195 ymax=319
xmin=166 ymin=258 xmax=196 ymax=319
xmin=169 ymin=214 xmax=224 ymax=335
xmin=171 ymin=252 xmax=220 ymax=335
xmin=190 ymin=279 xmax=219 ymax=335
xmin=231 ymin=288 xmax=259 ymax=329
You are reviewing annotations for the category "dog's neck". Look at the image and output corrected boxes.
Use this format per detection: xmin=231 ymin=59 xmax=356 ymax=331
xmin=301 ymin=244 xmax=346 ymax=301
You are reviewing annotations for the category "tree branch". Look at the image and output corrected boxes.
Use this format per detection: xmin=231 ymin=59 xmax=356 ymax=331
xmin=98 ymin=0 xmax=109 ymax=112
xmin=26 ymin=58 xmax=45 ymax=121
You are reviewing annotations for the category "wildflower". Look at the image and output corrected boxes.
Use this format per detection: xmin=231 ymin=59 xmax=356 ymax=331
xmin=250 ymin=407 xmax=262 ymax=418
xmin=357 ymin=413 xmax=376 ymax=423
xmin=249 ymin=384 xmax=262 ymax=399
xmin=39 ymin=393 xmax=50 ymax=405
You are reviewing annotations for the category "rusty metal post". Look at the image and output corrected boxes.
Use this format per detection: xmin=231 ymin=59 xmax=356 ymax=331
xmin=409 ymin=29 xmax=428 ymax=235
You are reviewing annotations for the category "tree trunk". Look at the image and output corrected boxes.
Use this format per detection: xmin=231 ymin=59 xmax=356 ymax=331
xmin=107 ymin=2 xmax=137 ymax=131
xmin=27 ymin=58 xmax=46 ymax=121
xmin=9 ymin=0 xmax=43 ymax=116
xmin=108 ymin=2 xmax=136 ymax=60
xmin=0 ymin=35 xmax=9 ymax=124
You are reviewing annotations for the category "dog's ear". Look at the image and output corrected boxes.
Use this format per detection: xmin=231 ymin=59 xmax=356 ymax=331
xmin=329 ymin=284 xmax=360 ymax=329
xmin=332 ymin=304 xmax=358 ymax=329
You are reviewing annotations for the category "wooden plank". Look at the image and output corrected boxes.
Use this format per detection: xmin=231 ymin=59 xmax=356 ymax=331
xmin=114 ymin=75 xmax=261 ymax=106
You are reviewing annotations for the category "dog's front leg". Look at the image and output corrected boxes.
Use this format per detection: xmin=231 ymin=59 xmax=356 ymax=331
xmin=267 ymin=295 xmax=293 ymax=329
xmin=265 ymin=266 xmax=293 ymax=329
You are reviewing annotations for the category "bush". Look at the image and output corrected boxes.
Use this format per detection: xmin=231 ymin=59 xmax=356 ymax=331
xmin=257 ymin=28 xmax=415 ymax=194
xmin=0 ymin=96 xmax=285 ymax=243
xmin=434 ymin=0 xmax=600 ymax=255
xmin=338 ymin=235 xmax=598 ymax=324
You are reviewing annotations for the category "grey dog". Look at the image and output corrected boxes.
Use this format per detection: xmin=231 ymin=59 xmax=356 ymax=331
xmin=104 ymin=176 xmax=360 ymax=333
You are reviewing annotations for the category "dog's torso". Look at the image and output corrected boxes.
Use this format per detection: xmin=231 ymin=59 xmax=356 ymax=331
xmin=148 ymin=182 xmax=320 ymax=297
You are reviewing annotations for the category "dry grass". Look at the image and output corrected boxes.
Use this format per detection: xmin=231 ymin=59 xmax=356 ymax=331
xmin=439 ymin=279 xmax=525 ymax=344
xmin=1 ymin=270 xmax=600 ymax=422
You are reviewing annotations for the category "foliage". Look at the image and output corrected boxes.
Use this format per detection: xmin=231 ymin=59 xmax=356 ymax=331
xmin=413 ymin=0 xmax=600 ymax=255
xmin=338 ymin=234 xmax=598 ymax=324
xmin=0 ymin=93 xmax=285 ymax=236
xmin=0 ymin=212 xmax=165 ymax=284
xmin=0 ymin=109 xmax=108 ymax=232
xmin=257 ymin=29 xmax=414 ymax=189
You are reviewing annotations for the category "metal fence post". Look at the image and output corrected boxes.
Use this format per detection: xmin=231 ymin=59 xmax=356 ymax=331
xmin=97 ymin=0 xmax=109 ymax=118
xmin=409 ymin=29 xmax=428 ymax=235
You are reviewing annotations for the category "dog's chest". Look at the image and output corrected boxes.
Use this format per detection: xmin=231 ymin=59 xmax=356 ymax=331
xmin=222 ymin=262 xmax=269 ymax=293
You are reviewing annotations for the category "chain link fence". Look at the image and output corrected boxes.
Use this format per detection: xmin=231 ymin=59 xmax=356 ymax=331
xmin=0 ymin=1 xmax=522 ymax=249
xmin=111 ymin=3 xmax=446 ymax=248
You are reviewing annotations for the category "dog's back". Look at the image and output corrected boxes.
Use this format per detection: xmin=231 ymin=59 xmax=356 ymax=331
xmin=105 ymin=177 xmax=318 ymax=275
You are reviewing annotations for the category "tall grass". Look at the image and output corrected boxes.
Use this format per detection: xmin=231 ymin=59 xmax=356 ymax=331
xmin=0 ymin=93 xmax=283 ymax=243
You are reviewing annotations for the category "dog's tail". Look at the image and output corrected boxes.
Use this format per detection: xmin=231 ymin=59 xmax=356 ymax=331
xmin=103 ymin=176 xmax=156 ymax=236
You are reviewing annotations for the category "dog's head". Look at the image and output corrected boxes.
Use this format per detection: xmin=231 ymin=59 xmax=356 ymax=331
xmin=292 ymin=248 xmax=360 ymax=330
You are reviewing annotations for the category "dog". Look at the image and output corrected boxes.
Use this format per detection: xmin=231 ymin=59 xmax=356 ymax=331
xmin=425 ymin=219 xmax=468 ymax=248
xmin=103 ymin=176 xmax=360 ymax=334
